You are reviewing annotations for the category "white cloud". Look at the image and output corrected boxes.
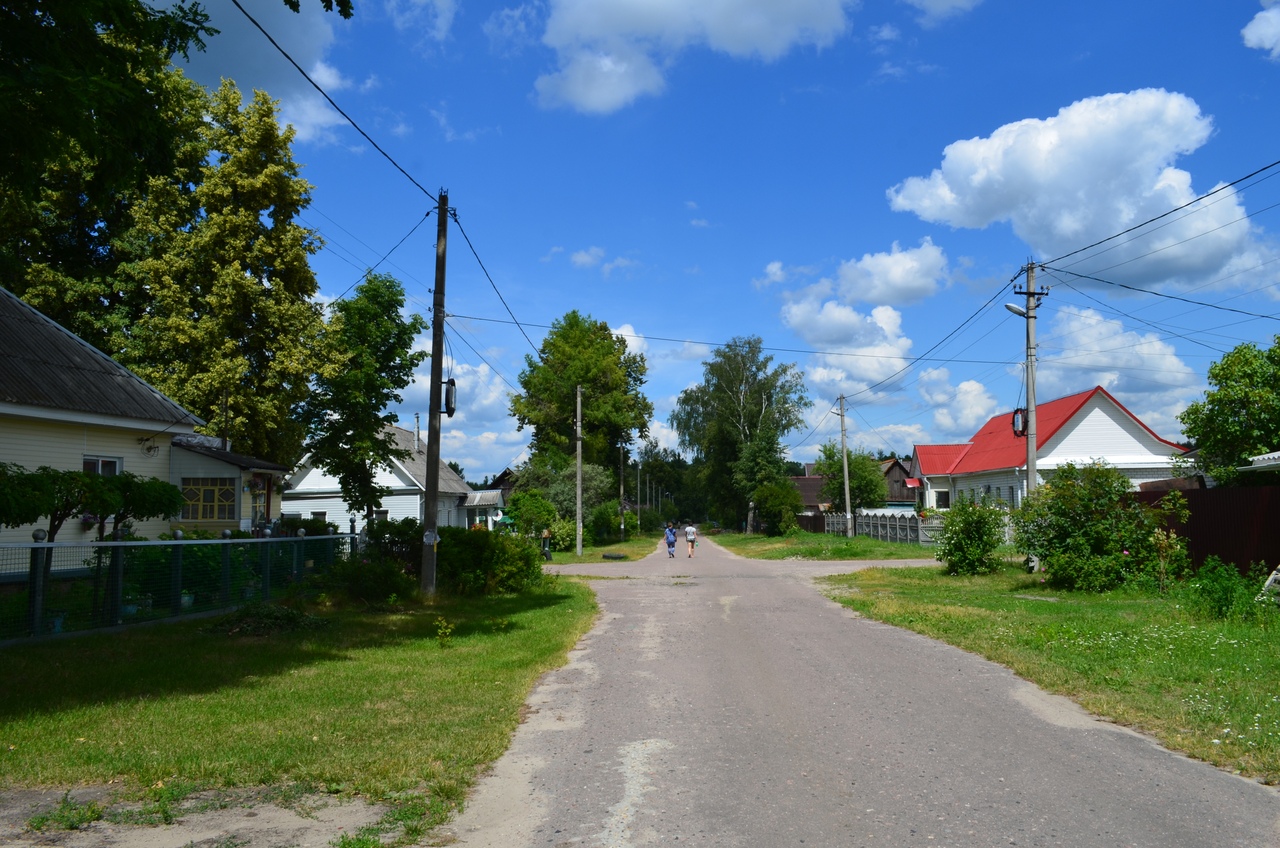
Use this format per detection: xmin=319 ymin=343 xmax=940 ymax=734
xmin=180 ymin=0 xmax=351 ymax=144
xmin=603 ymin=256 xmax=639 ymax=276
xmin=611 ymin=323 xmax=649 ymax=355
xmin=386 ymin=0 xmax=458 ymax=41
xmin=753 ymin=260 xmax=789 ymax=288
xmin=535 ymin=0 xmax=852 ymax=113
xmin=1035 ymin=306 xmax=1199 ymax=432
xmin=917 ymin=369 xmax=998 ymax=435
xmin=485 ymin=4 xmax=543 ymax=54
xmin=900 ymin=0 xmax=983 ymax=26
xmin=1243 ymin=2 xmax=1280 ymax=59
xmin=690 ymin=218 xmax=710 ymax=228
xmin=571 ymin=246 xmax=606 ymax=267
xmin=868 ymin=23 xmax=900 ymax=43
xmin=836 ymin=237 xmax=948 ymax=305
xmin=888 ymin=89 xmax=1270 ymax=291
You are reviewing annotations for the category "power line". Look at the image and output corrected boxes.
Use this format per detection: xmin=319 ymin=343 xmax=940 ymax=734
xmin=332 ymin=210 xmax=434 ymax=301
xmin=1039 ymin=265 xmax=1280 ymax=322
xmin=448 ymin=211 xmax=543 ymax=359
xmin=1043 ymin=157 xmax=1280 ymax=266
xmin=228 ymin=0 xmax=439 ymax=205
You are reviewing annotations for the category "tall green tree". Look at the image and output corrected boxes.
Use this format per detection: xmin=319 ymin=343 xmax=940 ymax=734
xmin=300 ymin=273 xmax=427 ymax=517
xmin=1177 ymin=335 xmax=1280 ymax=486
xmin=510 ymin=310 xmax=653 ymax=468
xmin=120 ymin=81 xmax=323 ymax=465
xmin=813 ymin=441 xmax=888 ymax=514
xmin=669 ymin=336 xmax=811 ymax=526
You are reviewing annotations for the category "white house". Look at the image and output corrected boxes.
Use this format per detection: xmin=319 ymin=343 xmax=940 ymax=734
xmin=283 ymin=424 xmax=479 ymax=532
xmin=0 ymin=287 xmax=293 ymax=541
xmin=908 ymin=386 xmax=1188 ymax=510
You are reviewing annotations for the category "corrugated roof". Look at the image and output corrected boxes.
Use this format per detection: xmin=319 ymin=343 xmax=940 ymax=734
xmin=387 ymin=424 xmax=473 ymax=495
xmin=914 ymin=444 xmax=970 ymax=475
xmin=173 ymin=443 xmax=289 ymax=473
xmin=465 ymin=490 xmax=503 ymax=508
xmin=0 ymin=286 xmax=200 ymax=427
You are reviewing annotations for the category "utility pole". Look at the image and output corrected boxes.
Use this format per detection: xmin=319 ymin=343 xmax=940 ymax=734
xmin=619 ymin=444 xmax=625 ymax=542
xmin=575 ymin=384 xmax=583 ymax=556
xmin=839 ymin=395 xmax=852 ymax=538
xmin=420 ymin=190 xmax=449 ymax=595
xmin=1006 ymin=262 xmax=1047 ymax=504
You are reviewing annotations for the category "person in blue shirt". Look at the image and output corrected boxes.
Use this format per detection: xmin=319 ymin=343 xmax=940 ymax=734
xmin=664 ymin=522 xmax=677 ymax=558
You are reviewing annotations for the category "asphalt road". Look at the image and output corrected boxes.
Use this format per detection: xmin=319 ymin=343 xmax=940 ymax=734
xmin=439 ymin=535 xmax=1280 ymax=847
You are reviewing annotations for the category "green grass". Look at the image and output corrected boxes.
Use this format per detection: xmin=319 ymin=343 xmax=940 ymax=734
xmin=713 ymin=530 xmax=935 ymax=561
xmin=0 ymin=577 xmax=598 ymax=841
xmin=544 ymin=532 xmax=664 ymax=564
xmin=821 ymin=563 xmax=1280 ymax=783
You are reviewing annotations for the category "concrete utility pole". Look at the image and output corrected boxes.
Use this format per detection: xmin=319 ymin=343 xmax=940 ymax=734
xmin=619 ymin=444 xmax=625 ymax=542
xmin=575 ymin=384 xmax=583 ymax=556
xmin=420 ymin=190 xmax=449 ymax=595
xmin=839 ymin=395 xmax=853 ymax=538
xmin=1006 ymin=262 xmax=1047 ymax=504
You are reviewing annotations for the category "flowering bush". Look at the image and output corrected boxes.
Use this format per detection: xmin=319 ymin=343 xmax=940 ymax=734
xmin=934 ymin=495 xmax=1005 ymax=575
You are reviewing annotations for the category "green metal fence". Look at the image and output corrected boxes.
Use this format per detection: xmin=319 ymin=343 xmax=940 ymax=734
xmin=0 ymin=534 xmax=353 ymax=642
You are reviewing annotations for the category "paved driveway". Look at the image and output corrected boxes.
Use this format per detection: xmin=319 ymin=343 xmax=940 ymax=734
xmin=440 ymin=535 xmax=1280 ymax=847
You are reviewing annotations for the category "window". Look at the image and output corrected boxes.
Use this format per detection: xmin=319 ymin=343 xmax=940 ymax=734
xmin=936 ymin=491 xmax=951 ymax=509
xmin=83 ymin=456 xmax=120 ymax=476
xmin=181 ymin=477 xmax=237 ymax=520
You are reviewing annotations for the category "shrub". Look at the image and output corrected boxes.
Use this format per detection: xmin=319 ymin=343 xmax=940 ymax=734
xmin=1011 ymin=461 xmax=1190 ymax=592
xmin=319 ymin=552 xmax=418 ymax=604
xmin=436 ymin=526 xmax=543 ymax=595
xmin=366 ymin=517 xmax=423 ymax=570
xmin=279 ymin=515 xmax=336 ymax=537
xmin=589 ymin=500 xmax=623 ymax=545
xmin=934 ymin=495 xmax=1006 ymax=575
xmin=548 ymin=518 xmax=577 ymax=552
xmin=506 ymin=491 xmax=558 ymax=536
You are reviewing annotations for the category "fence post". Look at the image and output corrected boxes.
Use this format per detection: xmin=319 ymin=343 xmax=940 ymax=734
xmin=27 ymin=529 xmax=47 ymax=636
xmin=170 ymin=530 xmax=184 ymax=616
xmin=293 ymin=528 xmax=305 ymax=581
xmin=261 ymin=528 xmax=272 ymax=601
xmin=107 ymin=529 xmax=124 ymax=625
xmin=221 ymin=529 xmax=232 ymax=606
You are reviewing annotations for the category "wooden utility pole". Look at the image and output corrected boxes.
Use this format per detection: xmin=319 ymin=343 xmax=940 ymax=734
xmin=839 ymin=395 xmax=852 ymax=538
xmin=1010 ymin=263 xmax=1046 ymax=501
xmin=420 ymin=190 xmax=449 ymax=595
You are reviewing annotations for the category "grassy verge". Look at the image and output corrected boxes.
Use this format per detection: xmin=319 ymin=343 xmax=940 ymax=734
xmin=545 ymin=533 xmax=662 ymax=565
xmin=821 ymin=563 xmax=1280 ymax=782
xmin=712 ymin=530 xmax=934 ymax=561
xmin=0 ymin=577 xmax=598 ymax=842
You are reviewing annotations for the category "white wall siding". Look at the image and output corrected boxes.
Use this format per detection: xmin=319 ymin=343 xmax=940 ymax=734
xmin=0 ymin=416 xmax=176 ymax=543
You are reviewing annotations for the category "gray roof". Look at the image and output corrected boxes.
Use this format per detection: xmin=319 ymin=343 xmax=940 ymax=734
xmin=173 ymin=443 xmax=289 ymax=473
xmin=0 ymin=286 xmax=201 ymax=428
xmin=464 ymin=490 xmax=504 ymax=508
xmin=387 ymin=424 xmax=473 ymax=496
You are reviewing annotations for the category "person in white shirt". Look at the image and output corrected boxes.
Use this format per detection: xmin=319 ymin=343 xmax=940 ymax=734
xmin=684 ymin=522 xmax=697 ymax=558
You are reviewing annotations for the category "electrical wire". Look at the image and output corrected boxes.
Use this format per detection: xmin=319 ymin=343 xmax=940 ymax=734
xmin=1040 ymin=265 xmax=1280 ymax=322
xmin=229 ymin=0 xmax=439 ymax=205
xmin=448 ymin=210 xmax=543 ymax=359
xmin=331 ymin=210 xmax=434 ymax=301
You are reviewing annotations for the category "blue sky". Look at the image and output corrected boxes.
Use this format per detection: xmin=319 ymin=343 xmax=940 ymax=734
xmin=182 ymin=0 xmax=1280 ymax=480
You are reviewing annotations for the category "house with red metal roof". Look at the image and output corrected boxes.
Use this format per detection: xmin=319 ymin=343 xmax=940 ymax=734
xmin=907 ymin=387 xmax=1187 ymax=511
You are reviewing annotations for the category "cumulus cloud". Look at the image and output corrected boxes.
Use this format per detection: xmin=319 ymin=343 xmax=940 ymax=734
xmin=836 ymin=237 xmax=948 ymax=305
xmin=1244 ymin=1 xmax=1280 ymax=59
xmin=917 ymin=368 xmax=998 ymax=435
xmin=888 ymin=89 xmax=1272 ymax=291
xmin=1034 ymin=305 xmax=1199 ymax=439
xmin=386 ymin=0 xmax=459 ymax=41
xmin=179 ymin=0 xmax=353 ymax=143
xmin=611 ymin=323 xmax=649 ymax=355
xmin=753 ymin=260 xmax=789 ymax=288
xmin=534 ymin=0 xmax=852 ymax=113
xmin=781 ymin=282 xmax=914 ymax=400
xmin=603 ymin=256 xmax=639 ymax=276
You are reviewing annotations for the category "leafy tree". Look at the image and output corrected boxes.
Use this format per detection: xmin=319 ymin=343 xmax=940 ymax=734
xmin=447 ymin=461 xmax=466 ymax=480
xmin=120 ymin=81 xmax=324 ymax=465
xmin=512 ymin=454 xmax=614 ymax=520
xmin=506 ymin=491 xmax=558 ymax=537
xmin=1177 ymin=336 xmax=1280 ymax=486
xmin=934 ymin=495 xmax=1005 ymax=575
xmin=753 ymin=481 xmax=803 ymax=536
xmin=299 ymin=273 xmax=426 ymax=516
xmin=94 ymin=473 xmax=185 ymax=540
xmin=1011 ymin=461 xmax=1190 ymax=591
xmin=670 ymin=336 xmax=811 ymax=526
xmin=813 ymin=442 xmax=887 ymax=514
xmin=510 ymin=311 xmax=653 ymax=468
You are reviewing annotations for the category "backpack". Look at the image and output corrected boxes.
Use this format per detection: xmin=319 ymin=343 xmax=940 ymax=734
xmin=665 ymin=527 xmax=676 ymax=544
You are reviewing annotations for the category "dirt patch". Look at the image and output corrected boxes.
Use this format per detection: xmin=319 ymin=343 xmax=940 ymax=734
xmin=0 ymin=785 xmax=388 ymax=848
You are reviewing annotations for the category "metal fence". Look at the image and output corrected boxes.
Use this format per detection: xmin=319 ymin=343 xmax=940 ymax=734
xmin=0 ymin=534 xmax=353 ymax=642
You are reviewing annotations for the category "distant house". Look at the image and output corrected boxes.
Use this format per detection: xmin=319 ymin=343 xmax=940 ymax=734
xmin=789 ymin=473 xmax=825 ymax=516
xmin=283 ymin=424 xmax=476 ymax=532
xmin=0 ymin=287 xmax=201 ymax=542
xmin=908 ymin=386 xmax=1186 ymax=510
xmin=169 ymin=434 xmax=290 ymax=535
xmin=881 ymin=458 xmax=913 ymax=505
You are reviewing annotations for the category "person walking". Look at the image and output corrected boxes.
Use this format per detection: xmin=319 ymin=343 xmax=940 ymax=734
xmin=684 ymin=522 xmax=697 ymax=558
xmin=664 ymin=522 xmax=677 ymax=558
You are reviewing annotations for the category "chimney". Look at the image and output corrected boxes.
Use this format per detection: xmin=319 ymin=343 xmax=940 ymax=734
xmin=414 ymin=412 xmax=421 ymax=452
